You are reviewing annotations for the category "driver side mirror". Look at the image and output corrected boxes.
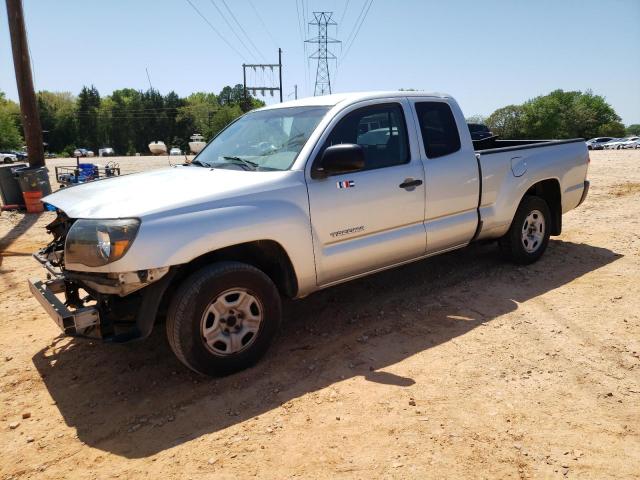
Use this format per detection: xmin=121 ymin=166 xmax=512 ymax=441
xmin=314 ymin=144 xmax=365 ymax=178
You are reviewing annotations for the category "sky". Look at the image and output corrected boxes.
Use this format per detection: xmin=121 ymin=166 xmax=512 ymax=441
xmin=1 ymin=0 xmax=639 ymax=124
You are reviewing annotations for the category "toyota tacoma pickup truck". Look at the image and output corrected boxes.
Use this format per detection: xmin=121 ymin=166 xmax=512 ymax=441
xmin=29 ymin=91 xmax=590 ymax=376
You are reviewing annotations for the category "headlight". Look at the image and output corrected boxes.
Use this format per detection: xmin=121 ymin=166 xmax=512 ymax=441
xmin=65 ymin=219 xmax=140 ymax=267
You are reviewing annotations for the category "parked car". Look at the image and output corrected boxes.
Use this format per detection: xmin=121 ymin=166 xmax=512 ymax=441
xmin=620 ymin=136 xmax=640 ymax=149
xmin=30 ymin=91 xmax=590 ymax=376
xmin=99 ymin=147 xmax=115 ymax=157
xmin=603 ymin=138 xmax=628 ymax=150
xmin=169 ymin=147 xmax=183 ymax=156
xmin=468 ymin=123 xmax=493 ymax=141
xmin=73 ymin=148 xmax=89 ymax=157
xmin=0 ymin=151 xmax=18 ymax=164
xmin=10 ymin=150 xmax=28 ymax=161
xmin=585 ymin=137 xmax=614 ymax=150
xmin=626 ymin=139 xmax=640 ymax=149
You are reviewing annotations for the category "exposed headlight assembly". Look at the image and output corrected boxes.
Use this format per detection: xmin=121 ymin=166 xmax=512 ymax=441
xmin=65 ymin=219 xmax=140 ymax=267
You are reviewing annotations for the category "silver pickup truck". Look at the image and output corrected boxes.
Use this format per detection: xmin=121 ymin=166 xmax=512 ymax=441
xmin=30 ymin=91 xmax=590 ymax=376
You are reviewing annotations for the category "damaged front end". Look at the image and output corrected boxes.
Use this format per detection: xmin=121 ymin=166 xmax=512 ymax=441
xmin=29 ymin=211 xmax=174 ymax=342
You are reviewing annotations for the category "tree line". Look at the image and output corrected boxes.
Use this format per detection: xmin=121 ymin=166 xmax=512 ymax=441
xmin=473 ymin=89 xmax=638 ymax=140
xmin=0 ymin=85 xmax=263 ymax=155
xmin=2 ymin=87 xmax=639 ymax=153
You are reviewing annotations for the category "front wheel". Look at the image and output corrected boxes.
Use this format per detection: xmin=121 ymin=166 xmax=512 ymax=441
xmin=166 ymin=261 xmax=282 ymax=376
xmin=498 ymin=195 xmax=551 ymax=264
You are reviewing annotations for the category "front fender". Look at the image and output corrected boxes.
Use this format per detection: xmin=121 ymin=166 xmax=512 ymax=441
xmin=66 ymin=200 xmax=317 ymax=297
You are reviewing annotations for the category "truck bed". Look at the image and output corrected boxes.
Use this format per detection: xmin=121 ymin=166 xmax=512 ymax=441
xmin=473 ymin=136 xmax=585 ymax=154
xmin=473 ymin=136 xmax=589 ymax=243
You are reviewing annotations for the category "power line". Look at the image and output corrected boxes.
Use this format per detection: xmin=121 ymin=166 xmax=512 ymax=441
xmin=220 ymin=0 xmax=266 ymax=61
xmin=145 ymin=67 xmax=154 ymax=90
xmin=207 ymin=0 xmax=258 ymax=61
xmin=341 ymin=0 xmax=368 ymax=57
xmin=183 ymin=0 xmax=247 ymax=60
xmin=302 ymin=0 xmax=311 ymax=96
xmin=294 ymin=0 xmax=310 ymax=96
xmin=247 ymin=0 xmax=279 ymax=48
xmin=294 ymin=0 xmax=305 ymax=44
xmin=72 ymin=113 xmax=218 ymax=120
xmin=339 ymin=0 xmax=351 ymax=25
xmin=302 ymin=0 xmax=308 ymax=36
xmin=75 ymin=105 xmax=216 ymax=113
xmin=340 ymin=0 xmax=373 ymax=66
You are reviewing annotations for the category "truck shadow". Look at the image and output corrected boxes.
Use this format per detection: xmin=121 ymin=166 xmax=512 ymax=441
xmin=32 ymin=239 xmax=620 ymax=458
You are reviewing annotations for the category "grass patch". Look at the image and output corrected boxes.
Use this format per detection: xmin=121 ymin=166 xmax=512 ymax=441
xmin=610 ymin=182 xmax=640 ymax=197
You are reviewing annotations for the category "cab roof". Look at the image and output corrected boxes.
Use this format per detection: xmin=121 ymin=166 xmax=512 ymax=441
xmin=258 ymin=91 xmax=452 ymax=110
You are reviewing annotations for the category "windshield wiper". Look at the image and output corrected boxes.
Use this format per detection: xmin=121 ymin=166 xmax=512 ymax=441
xmin=190 ymin=159 xmax=212 ymax=168
xmin=221 ymin=156 xmax=259 ymax=171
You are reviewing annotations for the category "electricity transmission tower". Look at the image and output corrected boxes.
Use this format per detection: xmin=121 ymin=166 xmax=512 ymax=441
xmin=305 ymin=12 xmax=340 ymax=96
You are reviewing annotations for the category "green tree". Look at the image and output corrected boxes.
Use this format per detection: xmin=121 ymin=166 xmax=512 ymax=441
xmin=210 ymin=104 xmax=243 ymax=136
xmin=520 ymin=89 xmax=624 ymax=139
xmin=164 ymin=91 xmax=190 ymax=150
xmin=485 ymin=105 xmax=525 ymax=139
xmin=6 ymin=85 xmax=266 ymax=155
xmin=0 ymin=110 xmax=23 ymax=150
xmin=0 ymin=91 xmax=23 ymax=149
xmin=76 ymin=85 xmax=101 ymax=150
xmin=109 ymin=88 xmax=143 ymax=154
xmin=626 ymin=124 xmax=640 ymax=136
xmin=37 ymin=91 xmax=77 ymax=152
xmin=485 ymin=90 xmax=625 ymax=139
xmin=177 ymin=92 xmax=219 ymax=140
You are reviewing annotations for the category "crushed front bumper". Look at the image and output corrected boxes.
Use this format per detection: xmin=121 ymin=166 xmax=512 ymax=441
xmin=28 ymin=278 xmax=100 ymax=336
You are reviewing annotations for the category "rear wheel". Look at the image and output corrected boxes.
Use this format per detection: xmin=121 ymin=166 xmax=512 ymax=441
xmin=166 ymin=261 xmax=281 ymax=376
xmin=498 ymin=195 xmax=551 ymax=264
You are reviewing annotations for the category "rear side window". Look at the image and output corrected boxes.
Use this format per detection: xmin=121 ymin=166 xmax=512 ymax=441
xmin=323 ymin=103 xmax=410 ymax=171
xmin=415 ymin=102 xmax=461 ymax=158
xmin=468 ymin=123 xmax=488 ymax=133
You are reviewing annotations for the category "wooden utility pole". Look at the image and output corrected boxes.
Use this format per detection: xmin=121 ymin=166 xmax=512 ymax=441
xmin=6 ymin=0 xmax=45 ymax=168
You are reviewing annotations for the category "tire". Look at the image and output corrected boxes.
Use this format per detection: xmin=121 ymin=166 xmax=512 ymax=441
xmin=166 ymin=261 xmax=282 ymax=376
xmin=498 ymin=195 xmax=551 ymax=265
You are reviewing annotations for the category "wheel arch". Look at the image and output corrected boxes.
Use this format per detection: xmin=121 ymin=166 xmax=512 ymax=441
xmin=525 ymin=178 xmax=562 ymax=236
xmin=136 ymin=239 xmax=298 ymax=339
xmin=174 ymin=240 xmax=298 ymax=298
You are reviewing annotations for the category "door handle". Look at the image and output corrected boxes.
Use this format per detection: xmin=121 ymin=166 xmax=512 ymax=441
xmin=399 ymin=178 xmax=423 ymax=189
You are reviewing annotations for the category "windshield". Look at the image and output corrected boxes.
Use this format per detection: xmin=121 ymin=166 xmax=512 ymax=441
xmin=193 ymin=106 xmax=329 ymax=171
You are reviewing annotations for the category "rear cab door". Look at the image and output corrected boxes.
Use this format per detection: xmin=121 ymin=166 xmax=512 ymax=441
xmin=305 ymin=98 xmax=427 ymax=286
xmin=407 ymin=97 xmax=480 ymax=253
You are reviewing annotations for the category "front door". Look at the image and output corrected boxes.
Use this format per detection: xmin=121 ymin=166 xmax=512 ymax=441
xmin=306 ymin=101 xmax=426 ymax=285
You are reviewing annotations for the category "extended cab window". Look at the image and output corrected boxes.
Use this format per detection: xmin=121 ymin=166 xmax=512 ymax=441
xmin=415 ymin=102 xmax=461 ymax=158
xmin=323 ymin=103 xmax=410 ymax=171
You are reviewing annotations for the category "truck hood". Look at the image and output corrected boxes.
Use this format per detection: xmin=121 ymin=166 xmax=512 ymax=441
xmin=43 ymin=166 xmax=296 ymax=218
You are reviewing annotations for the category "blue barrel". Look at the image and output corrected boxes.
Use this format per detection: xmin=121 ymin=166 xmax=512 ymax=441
xmin=78 ymin=163 xmax=98 ymax=182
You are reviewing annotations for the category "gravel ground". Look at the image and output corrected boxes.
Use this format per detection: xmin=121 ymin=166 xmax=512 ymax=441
xmin=0 ymin=150 xmax=639 ymax=479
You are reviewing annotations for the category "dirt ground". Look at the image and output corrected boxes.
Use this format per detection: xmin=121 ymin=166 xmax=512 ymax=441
xmin=1 ymin=150 xmax=639 ymax=479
